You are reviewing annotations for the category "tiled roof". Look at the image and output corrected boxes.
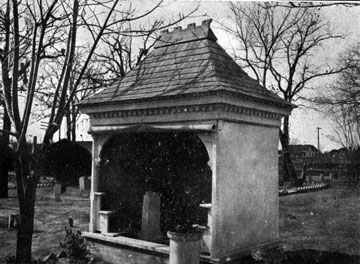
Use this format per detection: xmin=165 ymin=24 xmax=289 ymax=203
xmin=79 ymin=20 xmax=288 ymax=106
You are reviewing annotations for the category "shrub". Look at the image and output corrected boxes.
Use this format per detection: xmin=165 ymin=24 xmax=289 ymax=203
xmin=4 ymin=254 xmax=16 ymax=264
xmin=60 ymin=227 xmax=89 ymax=264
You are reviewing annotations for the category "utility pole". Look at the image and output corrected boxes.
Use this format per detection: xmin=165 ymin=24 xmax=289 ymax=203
xmin=316 ymin=127 xmax=321 ymax=151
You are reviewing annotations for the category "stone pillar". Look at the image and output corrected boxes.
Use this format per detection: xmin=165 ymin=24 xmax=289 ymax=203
xmin=89 ymin=134 xmax=107 ymax=233
xmin=139 ymin=191 xmax=162 ymax=242
xmin=167 ymin=231 xmax=203 ymax=264
xmin=197 ymin=132 xmax=217 ymax=256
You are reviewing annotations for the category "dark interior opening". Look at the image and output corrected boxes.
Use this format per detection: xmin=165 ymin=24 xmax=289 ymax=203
xmin=99 ymin=132 xmax=212 ymax=244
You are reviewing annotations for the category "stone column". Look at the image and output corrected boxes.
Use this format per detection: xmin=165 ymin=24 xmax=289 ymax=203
xmin=139 ymin=191 xmax=162 ymax=242
xmin=89 ymin=134 xmax=107 ymax=233
xmin=197 ymin=132 xmax=217 ymax=256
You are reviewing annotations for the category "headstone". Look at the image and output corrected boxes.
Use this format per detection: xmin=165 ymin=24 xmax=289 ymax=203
xmin=68 ymin=217 xmax=73 ymax=227
xmin=138 ymin=191 xmax=162 ymax=242
xmin=8 ymin=214 xmax=19 ymax=228
xmin=54 ymin=182 xmax=61 ymax=201
xmin=79 ymin=176 xmax=85 ymax=191
xmin=79 ymin=176 xmax=91 ymax=191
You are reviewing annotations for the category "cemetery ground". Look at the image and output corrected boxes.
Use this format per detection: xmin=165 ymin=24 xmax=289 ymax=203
xmin=0 ymin=183 xmax=359 ymax=264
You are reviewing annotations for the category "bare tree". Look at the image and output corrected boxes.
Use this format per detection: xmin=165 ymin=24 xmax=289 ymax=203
xmin=0 ymin=93 xmax=11 ymax=198
xmin=0 ymin=1 xmax=117 ymax=261
xmin=315 ymin=44 xmax=360 ymax=149
xmin=0 ymin=0 xmax=199 ymax=261
xmin=33 ymin=6 xmax=199 ymax=142
xmin=228 ymin=2 xmax=345 ymax=184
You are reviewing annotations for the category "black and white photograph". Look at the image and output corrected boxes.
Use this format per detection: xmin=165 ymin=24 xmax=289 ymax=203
xmin=0 ymin=1 xmax=359 ymax=263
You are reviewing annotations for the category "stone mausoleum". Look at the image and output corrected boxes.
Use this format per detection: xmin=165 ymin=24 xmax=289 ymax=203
xmin=78 ymin=19 xmax=293 ymax=264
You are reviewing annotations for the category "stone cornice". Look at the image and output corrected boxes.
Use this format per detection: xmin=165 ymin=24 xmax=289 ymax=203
xmin=90 ymin=103 xmax=281 ymax=121
xmin=79 ymin=90 xmax=294 ymax=112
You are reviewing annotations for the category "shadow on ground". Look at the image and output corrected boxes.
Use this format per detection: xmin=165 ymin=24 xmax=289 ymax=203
xmin=233 ymin=249 xmax=359 ymax=264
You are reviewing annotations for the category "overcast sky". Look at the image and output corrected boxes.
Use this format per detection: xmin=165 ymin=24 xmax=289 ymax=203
xmin=27 ymin=1 xmax=360 ymax=151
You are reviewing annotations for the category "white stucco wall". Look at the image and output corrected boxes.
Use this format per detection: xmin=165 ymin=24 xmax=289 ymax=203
xmin=211 ymin=120 xmax=279 ymax=258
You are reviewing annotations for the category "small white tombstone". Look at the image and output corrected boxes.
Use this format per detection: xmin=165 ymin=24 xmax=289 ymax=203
xmin=79 ymin=176 xmax=90 ymax=191
xmin=79 ymin=176 xmax=85 ymax=191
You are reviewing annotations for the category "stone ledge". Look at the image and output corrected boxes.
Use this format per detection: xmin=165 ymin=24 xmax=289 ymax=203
xmin=83 ymin=232 xmax=281 ymax=264
xmin=83 ymin=232 xmax=217 ymax=263
xmin=83 ymin=232 xmax=169 ymax=255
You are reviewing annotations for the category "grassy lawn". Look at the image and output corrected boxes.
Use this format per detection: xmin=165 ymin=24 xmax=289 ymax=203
xmin=279 ymin=185 xmax=360 ymax=256
xmin=0 ymin=184 xmax=359 ymax=263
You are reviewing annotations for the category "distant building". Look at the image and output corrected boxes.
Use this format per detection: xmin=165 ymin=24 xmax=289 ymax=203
xmin=279 ymin=144 xmax=360 ymax=185
xmin=288 ymin=144 xmax=320 ymax=158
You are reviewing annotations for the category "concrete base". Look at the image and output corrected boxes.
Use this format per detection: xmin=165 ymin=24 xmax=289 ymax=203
xmin=83 ymin=232 xmax=282 ymax=264
xmin=167 ymin=231 xmax=203 ymax=264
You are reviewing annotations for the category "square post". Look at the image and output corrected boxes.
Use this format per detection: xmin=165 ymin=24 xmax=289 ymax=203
xmin=89 ymin=134 xmax=107 ymax=232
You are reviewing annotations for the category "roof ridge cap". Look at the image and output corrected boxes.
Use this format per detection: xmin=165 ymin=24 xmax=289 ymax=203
xmin=155 ymin=19 xmax=217 ymax=49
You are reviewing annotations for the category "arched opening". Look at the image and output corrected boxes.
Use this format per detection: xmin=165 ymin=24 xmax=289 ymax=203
xmin=43 ymin=139 xmax=91 ymax=186
xmin=98 ymin=132 xmax=212 ymax=244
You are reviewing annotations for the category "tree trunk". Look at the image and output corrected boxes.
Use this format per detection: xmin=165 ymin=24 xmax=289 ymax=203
xmin=14 ymin=148 xmax=36 ymax=263
xmin=0 ymin=107 xmax=11 ymax=198
xmin=16 ymin=194 xmax=36 ymax=263
xmin=71 ymin=103 xmax=76 ymax=142
xmin=283 ymin=116 xmax=290 ymax=144
xmin=14 ymin=140 xmax=49 ymax=263
xmin=280 ymin=118 xmax=298 ymax=186
xmin=66 ymin=109 xmax=71 ymax=141
xmin=0 ymin=160 xmax=10 ymax=198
